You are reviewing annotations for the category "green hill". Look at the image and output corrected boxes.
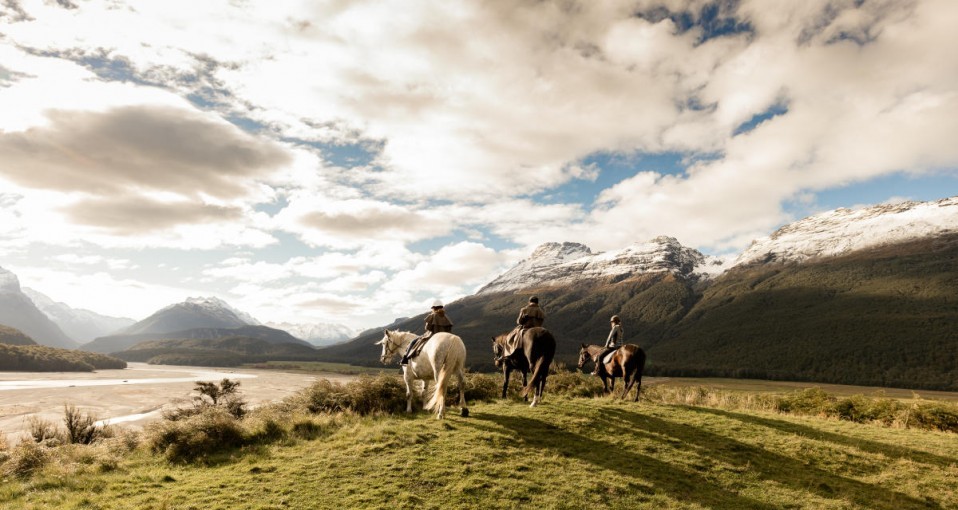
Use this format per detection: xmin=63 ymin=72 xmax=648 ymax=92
xmin=0 ymin=342 xmax=126 ymax=371
xmin=2 ymin=389 xmax=956 ymax=509
xmin=112 ymin=335 xmax=322 ymax=366
xmin=651 ymin=235 xmax=958 ymax=390
xmin=83 ymin=325 xmax=312 ymax=353
xmin=0 ymin=324 xmax=37 ymax=346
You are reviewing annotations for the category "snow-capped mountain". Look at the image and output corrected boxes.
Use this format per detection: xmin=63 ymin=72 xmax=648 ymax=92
xmin=478 ymin=237 xmax=730 ymax=295
xmin=120 ymin=296 xmax=259 ymax=335
xmin=265 ymin=322 xmax=357 ymax=347
xmin=0 ymin=267 xmax=77 ymax=349
xmin=23 ymin=288 xmax=135 ymax=343
xmin=735 ymin=197 xmax=958 ymax=266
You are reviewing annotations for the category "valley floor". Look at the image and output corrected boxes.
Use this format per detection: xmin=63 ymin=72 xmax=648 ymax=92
xmin=2 ymin=396 xmax=956 ymax=509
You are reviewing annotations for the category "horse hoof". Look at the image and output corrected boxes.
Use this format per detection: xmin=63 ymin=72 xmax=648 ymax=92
xmin=460 ymin=408 xmax=469 ymax=417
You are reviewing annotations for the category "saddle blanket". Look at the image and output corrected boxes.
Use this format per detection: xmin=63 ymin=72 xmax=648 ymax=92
xmin=601 ymin=351 xmax=615 ymax=365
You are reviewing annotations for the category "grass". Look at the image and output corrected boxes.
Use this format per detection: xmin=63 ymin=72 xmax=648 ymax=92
xmin=2 ymin=379 xmax=957 ymax=509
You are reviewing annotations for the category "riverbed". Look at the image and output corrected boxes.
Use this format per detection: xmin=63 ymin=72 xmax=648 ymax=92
xmin=0 ymin=362 xmax=356 ymax=444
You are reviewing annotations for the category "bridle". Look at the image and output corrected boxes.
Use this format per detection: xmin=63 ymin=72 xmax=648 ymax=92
xmin=380 ymin=333 xmax=401 ymax=363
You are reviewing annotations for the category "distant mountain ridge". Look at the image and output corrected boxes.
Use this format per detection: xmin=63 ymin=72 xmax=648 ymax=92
xmin=265 ymin=321 xmax=357 ymax=347
xmin=478 ymin=237 xmax=729 ymax=295
xmin=0 ymin=325 xmax=36 ymax=346
xmin=112 ymin=335 xmax=320 ymax=367
xmin=82 ymin=325 xmax=313 ymax=354
xmin=23 ymin=288 xmax=135 ymax=343
xmin=120 ymin=296 xmax=258 ymax=336
xmin=0 ymin=267 xmax=77 ymax=349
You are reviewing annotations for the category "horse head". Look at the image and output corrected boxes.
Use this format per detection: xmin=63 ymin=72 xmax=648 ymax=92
xmin=376 ymin=329 xmax=402 ymax=364
xmin=576 ymin=343 xmax=592 ymax=369
xmin=491 ymin=336 xmax=505 ymax=367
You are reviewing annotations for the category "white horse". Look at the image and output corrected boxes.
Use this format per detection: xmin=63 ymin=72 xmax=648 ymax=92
xmin=376 ymin=329 xmax=469 ymax=419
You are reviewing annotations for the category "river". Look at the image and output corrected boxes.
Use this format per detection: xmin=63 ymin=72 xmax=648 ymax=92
xmin=0 ymin=362 xmax=355 ymax=444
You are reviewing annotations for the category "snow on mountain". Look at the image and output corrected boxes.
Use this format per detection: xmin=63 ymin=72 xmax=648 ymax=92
xmin=22 ymin=288 xmax=135 ymax=343
xmin=265 ymin=322 xmax=357 ymax=347
xmin=122 ymin=296 xmax=259 ymax=335
xmin=478 ymin=237 xmax=728 ymax=295
xmin=184 ymin=296 xmax=261 ymax=326
xmin=0 ymin=266 xmax=20 ymax=293
xmin=735 ymin=196 xmax=958 ymax=266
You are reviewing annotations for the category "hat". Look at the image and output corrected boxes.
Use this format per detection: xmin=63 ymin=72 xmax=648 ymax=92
xmin=529 ymin=296 xmax=539 ymax=304
xmin=432 ymin=299 xmax=444 ymax=308
xmin=610 ymin=315 xmax=620 ymax=323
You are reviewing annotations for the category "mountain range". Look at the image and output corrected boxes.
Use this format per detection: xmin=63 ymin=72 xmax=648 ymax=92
xmin=0 ymin=267 xmax=77 ymax=349
xmin=22 ymin=288 xmax=135 ymax=343
xmin=318 ymin=196 xmax=958 ymax=391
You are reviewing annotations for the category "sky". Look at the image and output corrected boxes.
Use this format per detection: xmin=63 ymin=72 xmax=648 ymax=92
xmin=1 ymin=0 xmax=957 ymax=331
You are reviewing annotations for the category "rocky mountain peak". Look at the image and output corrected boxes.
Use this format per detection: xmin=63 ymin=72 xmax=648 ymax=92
xmin=0 ymin=266 xmax=21 ymax=293
xmin=735 ymin=196 xmax=958 ymax=266
xmin=478 ymin=237 xmax=723 ymax=295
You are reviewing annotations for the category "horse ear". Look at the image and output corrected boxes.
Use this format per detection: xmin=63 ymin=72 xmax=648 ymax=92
xmin=581 ymin=343 xmax=588 ymax=348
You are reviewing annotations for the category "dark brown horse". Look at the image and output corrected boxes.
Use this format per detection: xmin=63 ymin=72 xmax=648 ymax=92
xmin=492 ymin=327 xmax=556 ymax=407
xmin=578 ymin=343 xmax=646 ymax=402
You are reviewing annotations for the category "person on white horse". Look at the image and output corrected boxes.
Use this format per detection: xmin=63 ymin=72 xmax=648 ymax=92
xmin=592 ymin=315 xmax=624 ymax=376
xmin=501 ymin=296 xmax=545 ymax=362
xmin=400 ymin=300 xmax=454 ymax=365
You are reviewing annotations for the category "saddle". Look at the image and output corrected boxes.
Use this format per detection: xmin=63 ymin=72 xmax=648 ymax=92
xmin=408 ymin=331 xmax=434 ymax=359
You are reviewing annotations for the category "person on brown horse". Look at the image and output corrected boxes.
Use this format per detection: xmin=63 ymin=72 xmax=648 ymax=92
xmin=503 ymin=296 xmax=545 ymax=360
xmin=400 ymin=300 xmax=453 ymax=365
xmin=592 ymin=315 xmax=624 ymax=376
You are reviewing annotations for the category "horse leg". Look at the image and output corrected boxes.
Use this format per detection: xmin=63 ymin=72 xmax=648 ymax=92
xmin=522 ymin=370 xmax=529 ymax=402
xmin=501 ymin=367 xmax=510 ymax=399
xmin=622 ymin=370 xmax=631 ymax=400
xmin=457 ymin=368 xmax=469 ymax=417
xmin=403 ymin=368 xmax=415 ymax=413
xmin=633 ymin=366 xmax=643 ymax=402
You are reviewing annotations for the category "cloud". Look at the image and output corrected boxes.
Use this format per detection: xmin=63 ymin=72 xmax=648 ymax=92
xmin=0 ymin=105 xmax=291 ymax=199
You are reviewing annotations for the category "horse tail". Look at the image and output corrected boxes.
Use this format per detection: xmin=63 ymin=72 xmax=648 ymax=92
xmin=425 ymin=335 xmax=464 ymax=413
xmin=520 ymin=331 xmax=555 ymax=398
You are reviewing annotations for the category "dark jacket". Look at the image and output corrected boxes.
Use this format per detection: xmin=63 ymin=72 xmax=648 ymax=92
xmin=425 ymin=309 xmax=453 ymax=333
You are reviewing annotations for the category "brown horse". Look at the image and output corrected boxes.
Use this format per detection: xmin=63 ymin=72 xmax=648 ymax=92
xmin=577 ymin=343 xmax=646 ymax=402
xmin=492 ymin=327 xmax=556 ymax=407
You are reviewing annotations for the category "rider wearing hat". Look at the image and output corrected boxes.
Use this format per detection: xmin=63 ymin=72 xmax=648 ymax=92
xmin=503 ymin=296 xmax=545 ymax=358
xmin=592 ymin=315 xmax=624 ymax=376
xmin=400 ymin=300 xmax=454 ymax=365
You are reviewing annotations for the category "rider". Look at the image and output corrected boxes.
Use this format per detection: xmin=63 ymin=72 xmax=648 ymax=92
xmin=592 ymin=315 xmax=624 ymax=376
xmin=503 ymin=296 xmax=545 ymax=359
xmin=400 ymin=300 xmax=453 ymax=365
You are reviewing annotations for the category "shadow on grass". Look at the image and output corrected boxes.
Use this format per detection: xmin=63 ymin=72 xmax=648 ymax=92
xmin=686 ymin=406 xmax=958 ymax=468
xmin=463 ymin=411 xmax=779 ymax=510
xmin=596 ymin=407 xmax=942 ymax=510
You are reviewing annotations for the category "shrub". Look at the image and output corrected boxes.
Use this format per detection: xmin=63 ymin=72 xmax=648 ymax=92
xmin=909 ymin=402 xmax=958 ymax=433
xmin=146 ymin=407 xmax=246 ymax=463
xmin=775 ymin=388 xmax=836 ymax=415
xmin=3 ymin=440 xmax=47 ymax=478
xmin=163 ymin=378 xmax=247 ymax=420
xmin=63 ymin=405 xmax=108 ymax=445
xmin=296 ymin=375 xmax=407 ymax=415
xmin=27 ymin=416 xmax=60 ymax=444
xmin=543 ymin=365 xmax=605 ymax=398
xmin=455 ymin=373 xmax=500 ymax=402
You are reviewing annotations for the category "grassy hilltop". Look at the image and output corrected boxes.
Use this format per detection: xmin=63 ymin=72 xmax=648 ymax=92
xmin=1 ymin=374 xmax=957 ymax=509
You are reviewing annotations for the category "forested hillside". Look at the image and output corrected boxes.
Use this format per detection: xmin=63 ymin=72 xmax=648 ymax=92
xmin=0 ymin=342 xmax=126 ymax=371
xmin=112 ymin=335 xmax=322 ymax=367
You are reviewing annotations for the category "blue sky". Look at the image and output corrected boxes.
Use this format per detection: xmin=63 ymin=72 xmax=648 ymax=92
xmin=1 ymin=0 xmax=957 ymax=331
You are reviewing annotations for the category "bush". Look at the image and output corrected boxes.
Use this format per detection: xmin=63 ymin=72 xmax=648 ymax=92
xmin=146 ymin=407 xmax=246 ymax=463
xmin=454 ymin=373 xmax=500 ymax=402
xmin=543 ymin=365 xmax=605 ymax=398
xmin=296 ymin=375 xmax=408 ymax=415
xmin=775 ymin=388 xmax=836 ymax=415
xmin=3 ymin=440 xmax=47 ymax=478
xmin=27 ymin=416 xmax=60 ymax=444
xmin=909 ymin=402 xmax=958 ymax=433
xmin=63 ymin=405 xmax=108 ymax=445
